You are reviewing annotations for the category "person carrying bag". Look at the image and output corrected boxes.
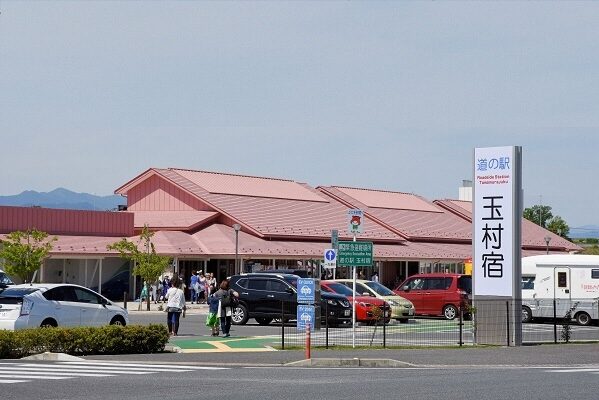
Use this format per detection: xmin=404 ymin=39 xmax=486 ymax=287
xmin=164 ymin=276 xmax=186 ymax=336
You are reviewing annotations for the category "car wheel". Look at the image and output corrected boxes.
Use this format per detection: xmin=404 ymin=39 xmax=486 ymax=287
xmin=255 ymin=317 xmax=273 ymax=326
xmin=575 ymin=312 xmax=591 ymax=326
xmin=40 ymin=318 xmax=57 ymax=328
xmin=110 ymin=316 xmax=126 ymax=326
xmin=232 ymin=304 xmax=249 ymax=325
xmin=443 ymin=305 xmax=458 ymax=320
xmin=521 ymin=306 xmax=533 ymax=323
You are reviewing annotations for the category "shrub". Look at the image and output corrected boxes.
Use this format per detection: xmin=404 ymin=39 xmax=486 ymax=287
xmin=0 ymin=324 xmax=169 ymax=359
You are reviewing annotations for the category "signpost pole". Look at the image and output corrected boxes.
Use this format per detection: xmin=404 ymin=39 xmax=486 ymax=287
xmin=352 ymin=234 xmax=356 ymax=349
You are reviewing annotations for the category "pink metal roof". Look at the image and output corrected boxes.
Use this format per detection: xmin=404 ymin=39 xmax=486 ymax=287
xmin=319 ymin=187 xmax=472 ymax=241
xmin=171 ymin=168 xmax=328 ymax=202
xmin=132 ymin=211 xmax=218 ymax=230
xmin=335 ymin=187 xmax=442 ymax=213
xmin=151 ymin=168 xmax=403 ymax=242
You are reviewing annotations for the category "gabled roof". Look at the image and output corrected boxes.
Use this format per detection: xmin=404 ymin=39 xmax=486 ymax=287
xmin=434 ymin=199 xmax=582 ymax=252
xmin=132 ymin=211 xmax=218 ymax=231
xmin=120 ymin=168 xmax=403 ymax=243
xmin=318 ymin=186 xmax=472 ymax=242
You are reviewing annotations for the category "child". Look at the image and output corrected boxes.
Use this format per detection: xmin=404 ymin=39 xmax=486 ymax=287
xmin=206 ymin=284 xmax=220 ymax=336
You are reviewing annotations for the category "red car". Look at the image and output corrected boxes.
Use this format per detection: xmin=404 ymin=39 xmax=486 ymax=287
xmin=321 ymin=280 xmax=390 ymax=324
xmin=394 ymin=273 xmax=472 ymax=320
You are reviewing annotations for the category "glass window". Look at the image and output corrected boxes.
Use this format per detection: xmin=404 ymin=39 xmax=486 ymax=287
xmin=43 ymin=287 xmax=77 ymax=302
xmin=592 ymin=270 xmax=599 ymax=279
xmin=457 ymin=276 xmax=472 ymax=294
xmin=0 ymin=287 xmax=39 ymax=298
xmin=248 ymin=279 xmax=268 ymax=291
xmin=406 ymin=278 xmax=425 ymax=290
xmin=74 ymin=288 xmax=102 ymax=304
xmin=0 ymin=272 xmax=14 ymax=285
xmin=363 ymin=281 xmax=395 ymax=296
xmin=425 ymin=278 xmax=447 ymax=290
xmin=557 ymin=272 xmax=567 ymax=288
xmin=522 ymin=276 xmax=535 ymax=290
xmin=236 ymin=278 xmax=248 ymax=289
xmin=268 ymin=280 xmax=290 ymax=293
xmin=325 ymin=282 xmax=355 ymax=296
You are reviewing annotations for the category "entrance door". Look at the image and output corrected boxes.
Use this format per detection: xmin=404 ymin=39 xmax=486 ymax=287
xmin=554 ymin=267 xmax=572 ymax=317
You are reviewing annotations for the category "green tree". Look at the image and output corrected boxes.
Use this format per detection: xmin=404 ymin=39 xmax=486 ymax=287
xmin=546 ymin=216 xmax=570 ymax=238
xmin=107 ymin=226 xmax=171 ymax=311
xmin=523 ymin=205 xmax=553 ymax=228
xmin=0 ymin=229 xmax=56 ymax=282
xmin=582 ymin=245 xmax=599 ymax=255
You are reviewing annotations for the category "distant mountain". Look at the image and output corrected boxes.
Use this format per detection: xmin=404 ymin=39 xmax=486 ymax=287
xmin=570 ymin=225 xmax=599 ymax=239
xmin=0 ymin=188 xmax=125 ymax=211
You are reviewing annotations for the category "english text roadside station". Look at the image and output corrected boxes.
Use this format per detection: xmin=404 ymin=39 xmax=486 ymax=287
xmin=338 ymin=241 xmax=373 ymax=267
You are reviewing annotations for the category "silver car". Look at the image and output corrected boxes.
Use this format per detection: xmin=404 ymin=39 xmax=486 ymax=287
xmin=0 ymin=283 xmax=128 ymax=330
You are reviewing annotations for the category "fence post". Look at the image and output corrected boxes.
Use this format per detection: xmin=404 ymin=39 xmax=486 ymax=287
xmin=325 ymin=302 xmax=329 ymax=349
xmin=458 ymin=301 xmax=464 ymax=347
xmin=553 ymin=299 xmax=558 ymax=344
xmin=506 ymin=301 xmax=510 ymax=347
xmin=383 ymin=303 xmax=386 ymax=349
xmin=281 ymin=300 xmax=285 ymax=350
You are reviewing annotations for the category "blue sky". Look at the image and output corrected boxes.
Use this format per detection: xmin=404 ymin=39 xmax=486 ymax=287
xmin=1 ymin=1 xmax=598 ymax=230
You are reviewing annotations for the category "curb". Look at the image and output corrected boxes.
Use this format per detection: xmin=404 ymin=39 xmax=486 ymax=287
xmin=284 ymin=358 xmax=416 ymax=368
xmin=21 ymin=352 xmax=85 ymax=361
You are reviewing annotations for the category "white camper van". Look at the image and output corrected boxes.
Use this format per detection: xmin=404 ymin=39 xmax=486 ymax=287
xmin=521 ymin=255 xmax=599 ymax=326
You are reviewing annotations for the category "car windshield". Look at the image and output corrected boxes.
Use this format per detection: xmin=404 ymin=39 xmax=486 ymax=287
xmin=458 ymin=276 xmax=472 ymax=294
xmin=0 ymin=272 xmax=14 ymax=285
xmin=325 ymin=282 xmax=355 ymax=296
xmin=363 ymin=281 xmax=395 ymax=296
xmin=0 ymin=287 xmax=39 ymax=299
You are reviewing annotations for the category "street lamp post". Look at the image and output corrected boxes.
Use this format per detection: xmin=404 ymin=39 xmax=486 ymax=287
xmin=544 ymin=235 xmax=551 ymax=255
xmin=233 ymin=224 xmax=241 ymax=274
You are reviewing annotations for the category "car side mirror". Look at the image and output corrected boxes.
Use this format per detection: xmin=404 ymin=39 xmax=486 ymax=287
xmin=286 ymin=287 xmax=294 ymax=294
xmin=101 ymin=298 xmax=109 ymax=307
xmin=403 ymin=286 xmax=410 ymax=292
xmin=363 ymin=292 xmax=371 ymax=296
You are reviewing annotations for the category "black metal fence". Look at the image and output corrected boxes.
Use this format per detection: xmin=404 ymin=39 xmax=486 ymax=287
xmin=276 ymin=298 xmax=599 ymax=349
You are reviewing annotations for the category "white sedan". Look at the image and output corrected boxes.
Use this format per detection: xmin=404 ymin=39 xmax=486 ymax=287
xmin=0 ymin=283 xmax=129 ymax=330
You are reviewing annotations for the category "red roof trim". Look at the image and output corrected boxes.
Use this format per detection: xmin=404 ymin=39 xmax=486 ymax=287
xmin=114 ymin=168 xmax=160 ymax=195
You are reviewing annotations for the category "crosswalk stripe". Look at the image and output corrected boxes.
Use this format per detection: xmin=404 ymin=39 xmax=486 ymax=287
xmin=549 ymin=368 xmax=599 ymax=373
xmin=59 ymin=361 xmax=228 ymax=370
xmin=0 ymin=379 xmax=28 ymax=383
xmin=0 ymin=374 xmax=70 ymax=380
xmin=16 ymin=363 xmax=164 ymax=374
xmin=0 ymin=366 xmax=116 ymax=377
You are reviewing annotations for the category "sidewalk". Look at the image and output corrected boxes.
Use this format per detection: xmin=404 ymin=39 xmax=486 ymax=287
xmin=115 ymin=301 xmax=209 ymax=314
xmin=83 ymin=342 xmax=599 ymax=368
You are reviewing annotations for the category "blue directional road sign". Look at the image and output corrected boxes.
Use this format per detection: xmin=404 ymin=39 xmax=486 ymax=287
xmin=297 ymin=304 xmax=315 ymax=332
xmin=297 ymin=278 xmax=316 ymax=304
xmin=324 ymin=248 xmax=337 ymax=268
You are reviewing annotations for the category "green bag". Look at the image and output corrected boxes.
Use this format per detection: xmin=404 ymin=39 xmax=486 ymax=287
xmin=206 ymin=312 xmax=218 ymax=327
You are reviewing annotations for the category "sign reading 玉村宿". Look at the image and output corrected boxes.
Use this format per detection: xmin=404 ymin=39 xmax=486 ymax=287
xmin=338 ymin=241 xmax=373 ymax=267
xmin=473 ymin=145 xmax=522 ymax=298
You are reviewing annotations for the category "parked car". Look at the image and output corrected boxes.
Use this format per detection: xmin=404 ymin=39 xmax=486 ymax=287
xmin=229 ymin=273 xmax=351 ymax=327
xmin=0 ymin=283 xmax=129 ymax=330
xmin=394 ymin=273 xmax=472 ymax=320
xmin=334 ymin=279 xmax=414 ymax=323
xmin=0 ymin=269 xmax=15 ymax=290
xmin=321 ymin=280 xmax=390 ymax=324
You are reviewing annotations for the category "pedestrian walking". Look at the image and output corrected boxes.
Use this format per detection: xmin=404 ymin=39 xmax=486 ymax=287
xmin=190 ymin=271 xmax=199 ymax=304
xmin=213 ymin=279 xmax=239 ymax=338
xmin=165 ymin=276 xmax=186 ymax=336
xmin=206 ymin=283 xmax=219 ymax=336
xmin=198 ymin=272 xmax=207 ymax=304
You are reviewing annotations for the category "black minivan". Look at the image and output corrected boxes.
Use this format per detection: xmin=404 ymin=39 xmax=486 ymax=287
xmin=229 ymin=273 xmax=351 ymax=326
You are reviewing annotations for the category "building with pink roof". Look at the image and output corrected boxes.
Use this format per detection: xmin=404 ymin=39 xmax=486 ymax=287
xmin=0 ymin=167 xmax=581 ymax=298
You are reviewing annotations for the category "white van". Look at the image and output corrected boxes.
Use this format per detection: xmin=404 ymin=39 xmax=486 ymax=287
xmin=521 ymin=255 xmax=599 ymax=325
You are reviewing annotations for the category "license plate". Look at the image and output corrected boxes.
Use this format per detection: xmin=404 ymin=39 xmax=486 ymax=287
xmin=344 ymin=310 xmax=351 ymax=316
